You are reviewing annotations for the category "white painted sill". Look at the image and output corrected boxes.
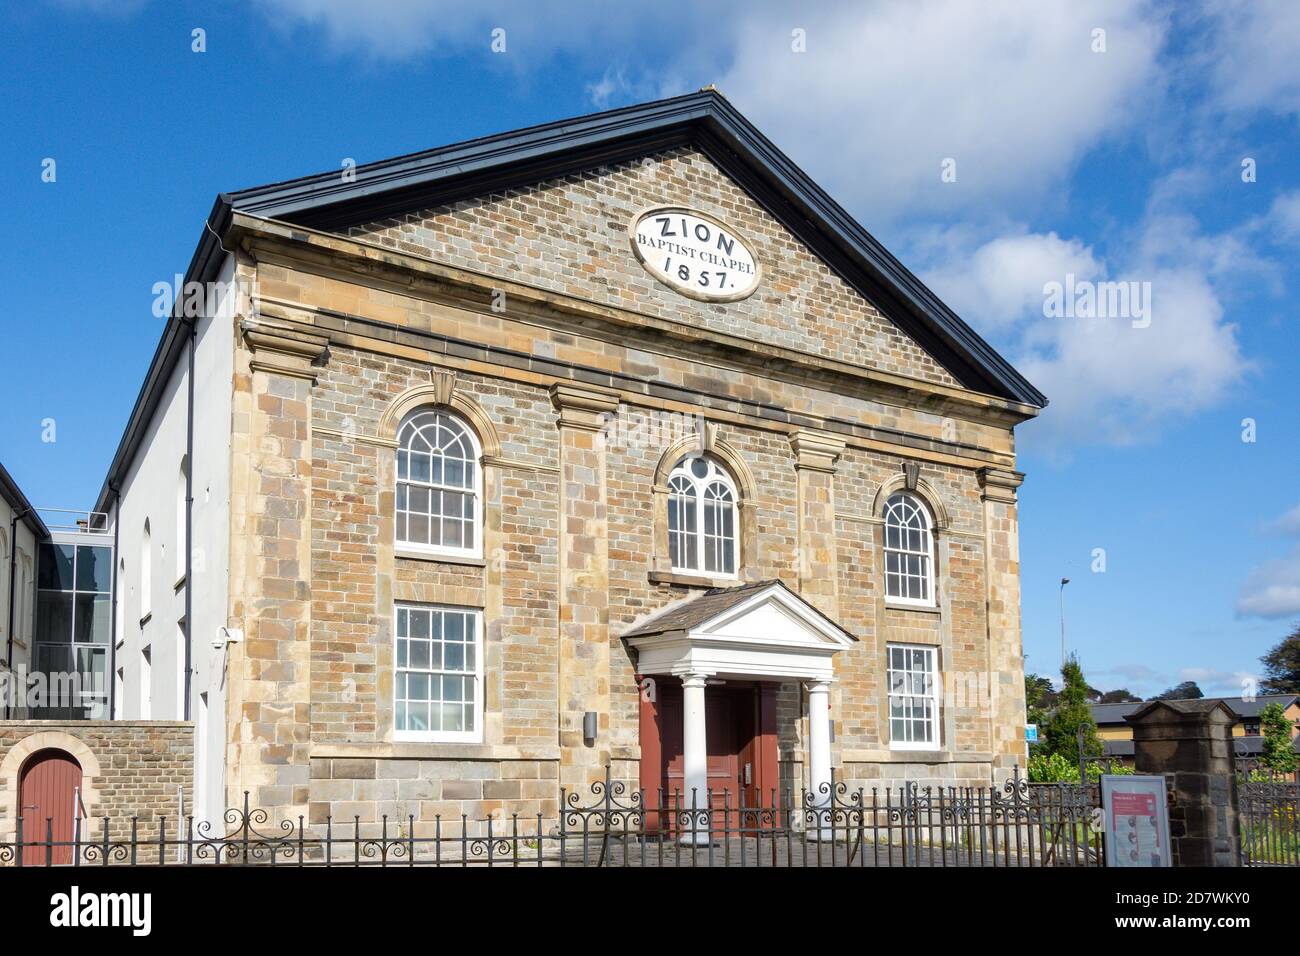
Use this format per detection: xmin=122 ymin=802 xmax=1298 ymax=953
xmin=395 ymin=548 xmax=487 ymax=568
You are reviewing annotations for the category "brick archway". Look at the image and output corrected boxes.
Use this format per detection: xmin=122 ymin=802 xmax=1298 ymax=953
xmin=0 ymin=731 xmax=101 ymax=843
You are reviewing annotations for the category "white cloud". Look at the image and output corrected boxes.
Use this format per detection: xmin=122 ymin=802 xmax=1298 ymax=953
xmin=1239 ymin=503 xmax=1300 ymax=618
xmin=1202 ymin=0 xmax=1300 ymax=120
xmin=1267 ymin=503 xmax=1300 ymax=537
xmin=585 ymin=69 xmax=663 ymax=110
xmin=1177 ymin=667 xmax=1255 ymax=696
xmin=1018 ymin=264 xmax=1245 ymax=446
xmin=247 ymin=0 xmax=729 ymax=71
xmin=713 ymin=0 xmax=1167 ymax=221
xmin=1237 ymin=548 xmax=1300 ymax=619
xmin=925 ymin=231 xmax=1101 ymax=328
xmin=1264 ymin=190 xmax=1300 ymax=244
xmin=250 ymin=0 xmax=604 ymax=61
xmin=242 ymin=0 xmax=1262 ymax=450
xmin=920 ymin=219 xmax=1250 ymax=448
xmin=246 ymin=1 xmax=1167 ymax=221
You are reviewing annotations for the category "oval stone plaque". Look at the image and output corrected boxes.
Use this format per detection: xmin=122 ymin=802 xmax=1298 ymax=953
xmin=629 ymin=206 xmax=760 ymax=302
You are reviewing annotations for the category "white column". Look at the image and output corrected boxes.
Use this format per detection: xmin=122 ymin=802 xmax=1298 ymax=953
xmin=806 ymin=678 xmax=833 ymax=839
xmin=680 ymin=672 xmax=710 ymax=845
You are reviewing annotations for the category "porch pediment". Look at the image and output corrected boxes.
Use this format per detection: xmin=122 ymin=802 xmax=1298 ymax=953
xmin=624 ymin=580 xmax=853 ymax=682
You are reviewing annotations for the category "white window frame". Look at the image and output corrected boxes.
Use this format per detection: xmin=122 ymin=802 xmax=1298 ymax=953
xmin=666 ymin=455 xmax=739 ymax=578
xmin=887 ymin=643 xmax=940 ymax=750
xmin=883 ymin=493 xmax=936 ymax=607
xmin=393 ymin=603 xmax=484 ymax=743
xmin=394 ymin=409 xmax=483 ymax=559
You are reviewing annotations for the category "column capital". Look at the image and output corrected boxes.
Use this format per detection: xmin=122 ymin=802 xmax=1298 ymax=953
xmin=803 ymin=677 xmax=835 ymax=694
xmin=789 ymin=429 xmax=846 ymax=473
xmin=678 ymin=671 xmax=711 ymax=689
xmin=241 ymin=320 xmax=330 ymax=383
xmin=549 ymin=382 xmax=621 ymax=431
xmin=977 ymin=466 xmax=1024 ymax=504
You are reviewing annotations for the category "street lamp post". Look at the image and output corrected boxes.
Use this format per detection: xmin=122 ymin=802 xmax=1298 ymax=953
xmin=1059 ymin=577 xmax=1070 ymax=668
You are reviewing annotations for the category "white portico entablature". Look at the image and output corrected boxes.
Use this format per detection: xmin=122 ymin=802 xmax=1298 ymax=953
xmin=624 ymin=580 xmax=854 ymax=682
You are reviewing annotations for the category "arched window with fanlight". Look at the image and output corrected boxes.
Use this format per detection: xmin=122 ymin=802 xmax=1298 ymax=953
xmin=883 ymin=493 xmax=934 ymax=605
xmin=395 ymin=408 xmax=482 ymax=556
xmin=667 ymin=456 xmax=738 ymax=576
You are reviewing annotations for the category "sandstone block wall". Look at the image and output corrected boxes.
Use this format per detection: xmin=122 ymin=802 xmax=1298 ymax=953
xmin=215 ymin=136 xmax=1032 ymax=822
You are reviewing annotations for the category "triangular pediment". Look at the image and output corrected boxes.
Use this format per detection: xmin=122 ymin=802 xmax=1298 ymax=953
xmin=625 ymin=581 xmax=852 ymax=681
xmin=217 ymin=90 xmax=1044 ymax=407
xmin=696 ymin=584 xmax=854 ymax=648
xmin=625 ymin=580 xmax=853 ymax=646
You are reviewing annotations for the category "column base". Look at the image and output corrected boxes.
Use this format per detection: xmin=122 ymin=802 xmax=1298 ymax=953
xmin=677 ymin=833 xmax=714 ymax=847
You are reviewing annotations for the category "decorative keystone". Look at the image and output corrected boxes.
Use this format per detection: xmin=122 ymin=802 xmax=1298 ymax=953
xmin=431 ymin=368 xmax=457 ymax=405
xmin=903 ymin=461 xmax=920 ymax=491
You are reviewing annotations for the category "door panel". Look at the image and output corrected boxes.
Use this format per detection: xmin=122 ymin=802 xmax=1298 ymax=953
xmin=20 ymin=748 xmax=82 ymax=865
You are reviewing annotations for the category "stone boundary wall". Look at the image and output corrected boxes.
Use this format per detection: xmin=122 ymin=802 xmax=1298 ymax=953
xmin=0 ymin=720 xmax=193 ymax=856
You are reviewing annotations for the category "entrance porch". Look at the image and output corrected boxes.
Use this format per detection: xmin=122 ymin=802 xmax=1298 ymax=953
xmin=625 ymin=580 xmax=854 ymax=841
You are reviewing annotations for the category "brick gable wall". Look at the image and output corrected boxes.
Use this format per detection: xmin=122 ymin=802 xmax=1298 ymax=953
xmin=348 ymin=147 xmax=961 ymax=389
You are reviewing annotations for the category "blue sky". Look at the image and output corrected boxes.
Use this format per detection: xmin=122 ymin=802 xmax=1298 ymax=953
xmin=2 ymin=1 xmax=1298 ymax=697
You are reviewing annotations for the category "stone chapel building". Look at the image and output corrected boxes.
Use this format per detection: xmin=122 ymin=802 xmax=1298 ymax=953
xmin=49 ymin=89 xmax=1045 ymax=832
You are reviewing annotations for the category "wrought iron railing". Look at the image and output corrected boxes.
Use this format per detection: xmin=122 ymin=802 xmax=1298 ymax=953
xmin=1239 ymin=781 xmax=1300 ymax=867
xmin=2 ymin=767 xmax=1103 ymax=868
xmin=1234 ymin=755 xmax=1300 ymax=784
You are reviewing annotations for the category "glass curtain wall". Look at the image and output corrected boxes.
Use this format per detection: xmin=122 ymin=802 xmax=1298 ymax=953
xmin=33 ymin=542 xmax=112 ymax=718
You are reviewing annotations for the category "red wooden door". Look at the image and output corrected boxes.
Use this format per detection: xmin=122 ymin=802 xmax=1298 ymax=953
xmin=644 ymin=678 xmax=772 ymax=832
xmin=737 ymin=683 xmax=779 ymax=810
xmin=20 ymin=749 xmax=81 ymax=865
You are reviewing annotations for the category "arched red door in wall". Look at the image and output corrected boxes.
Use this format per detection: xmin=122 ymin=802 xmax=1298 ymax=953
xmin=19 ymin=749 xmax=82 ymax=865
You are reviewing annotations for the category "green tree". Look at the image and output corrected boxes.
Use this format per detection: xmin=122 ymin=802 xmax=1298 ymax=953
xmin=1260 ymin=626 xmax=1300 ymax=695
xmin=1043 ymin=656 xmax=1103 ymax=763
xmin=1152 ymin=680 xmax=1203 ymax=701
xmin=1259 ymin=701 xmax=1298 ymax=775
xmin=1025 ymin=673 xmax=1054 ymax=730
xmin=1099 ymin=688 xmax=1140 ymax=703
